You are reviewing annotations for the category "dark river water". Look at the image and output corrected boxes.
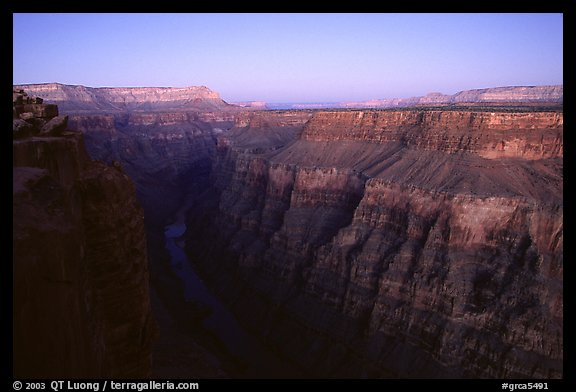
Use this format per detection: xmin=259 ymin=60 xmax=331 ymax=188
xmin=163 ymin=218 xmax=301 ymax=378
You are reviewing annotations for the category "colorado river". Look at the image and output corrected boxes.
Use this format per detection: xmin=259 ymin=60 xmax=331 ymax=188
xmin=163 ymin=213 xmax=301 ymax=378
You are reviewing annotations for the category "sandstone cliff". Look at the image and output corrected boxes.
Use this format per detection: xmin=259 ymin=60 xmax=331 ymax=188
xmin=183 ymin=108 xmax=563 ymax=378
xmin=13 ymin=91 xmax=156 ymax=378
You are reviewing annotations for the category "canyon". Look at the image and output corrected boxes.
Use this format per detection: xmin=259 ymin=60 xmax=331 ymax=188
xmin=14 ymin=83 xmax=563 ymax=379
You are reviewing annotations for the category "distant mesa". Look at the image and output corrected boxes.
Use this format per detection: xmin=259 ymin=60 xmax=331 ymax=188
xmin=12 ymin=83 xmax=237 ymax=114
xmin=270 ymin=85 xmax=563 ymax=110
xmin=341 ymin=85 xmax=563 ymax=108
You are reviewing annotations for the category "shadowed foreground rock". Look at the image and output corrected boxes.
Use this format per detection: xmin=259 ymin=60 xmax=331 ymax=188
xmin=13 ymin=91 xmax=156 ymax=378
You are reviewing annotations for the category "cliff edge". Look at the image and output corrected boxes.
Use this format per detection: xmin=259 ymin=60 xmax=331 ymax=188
xmin=13 ymin=89 xmax=157 ymax=378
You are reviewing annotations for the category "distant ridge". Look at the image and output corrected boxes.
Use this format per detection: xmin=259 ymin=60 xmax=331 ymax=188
xmin=12 ymin=83 xmax=235 ymax=113
xmin=14 ymin=83 xmax=563 ymax=112
xmin=268 ymin=85 xmax=563 ymax=110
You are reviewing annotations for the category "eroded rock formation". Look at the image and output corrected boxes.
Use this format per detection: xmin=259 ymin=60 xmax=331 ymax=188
xmin=13 ymin=91 xmax=156 ymax=378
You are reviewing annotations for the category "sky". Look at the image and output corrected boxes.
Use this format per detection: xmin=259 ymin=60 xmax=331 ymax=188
xmin=13 ymin=13 xmax=563 ymax=103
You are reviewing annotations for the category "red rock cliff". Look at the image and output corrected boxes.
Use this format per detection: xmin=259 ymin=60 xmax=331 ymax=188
xmin=301 ymin=110 xmax=562 ymax=159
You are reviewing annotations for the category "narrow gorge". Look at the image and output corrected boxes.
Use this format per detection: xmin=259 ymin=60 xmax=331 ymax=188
xmin=14 ymin=83 xmax=563 ymax=379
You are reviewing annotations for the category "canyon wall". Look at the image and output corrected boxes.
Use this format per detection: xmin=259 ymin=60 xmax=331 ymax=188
xmin=66 ymin=112 xmax=225 ymax=224
xmin=64 ymin=110 xmax=312 ymax=224
xmin=299 ymin=111 xmax=563 ymax=160
xmin=184 ymin=108 xmax=563 ymax=378
xmin=13 ymin=91 xmax=156 ymax=378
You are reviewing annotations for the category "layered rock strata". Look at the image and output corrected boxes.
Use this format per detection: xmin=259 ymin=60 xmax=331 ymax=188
xmin=184 ymin=108 xmax=563 ymax=378
xmin=271 ymin=85 xmax=563 ymax=109
xmin=13 ymin=83 xmax=234 ymax=113
xmin=340 ymin=85 xmax=564 ymax=109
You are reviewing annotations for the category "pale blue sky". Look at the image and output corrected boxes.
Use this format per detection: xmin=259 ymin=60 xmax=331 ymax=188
xmin=13 ymin=13 xmax=563 ymax=103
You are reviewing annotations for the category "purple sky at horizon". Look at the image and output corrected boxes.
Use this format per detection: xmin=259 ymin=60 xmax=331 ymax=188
xmin=13 ymin=13 xmax=563 ymax=103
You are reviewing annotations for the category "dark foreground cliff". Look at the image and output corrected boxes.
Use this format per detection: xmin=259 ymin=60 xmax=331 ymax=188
xmin=13 ymin=90 xmax=156 ymax=378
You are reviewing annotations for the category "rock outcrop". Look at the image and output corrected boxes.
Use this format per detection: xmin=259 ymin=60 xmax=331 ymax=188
xmin=13 ymin=89 xmax=60 ymax=137
xmin=13 ymin=91 xmax=156 ymax=378
xmin=183 ymin=108 xmax=563 ymax=378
